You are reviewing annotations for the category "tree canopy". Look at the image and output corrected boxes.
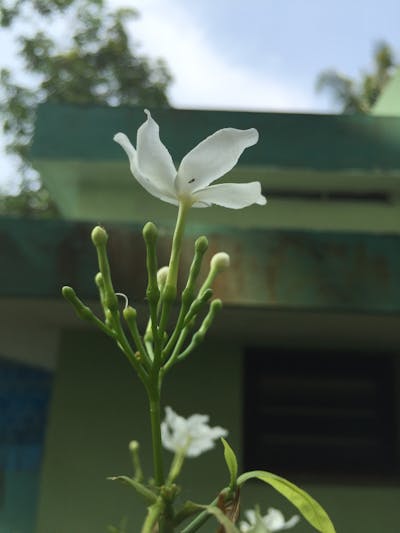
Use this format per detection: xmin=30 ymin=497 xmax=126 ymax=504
xmin=316 ymin=42 xmax=397 ymax=113
xmin=0 ymin=0 xmax=172 ymax=216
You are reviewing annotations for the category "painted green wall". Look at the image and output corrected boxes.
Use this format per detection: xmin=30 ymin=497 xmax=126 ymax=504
xmin=36 ymin=330 xmax=242 ymax=532
xmin=36 ymin=328 xmax=400 ymax=533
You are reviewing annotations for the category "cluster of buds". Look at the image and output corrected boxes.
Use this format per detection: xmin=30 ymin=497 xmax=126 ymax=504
xmin=62 ymin=223 xmax=230 ymax=387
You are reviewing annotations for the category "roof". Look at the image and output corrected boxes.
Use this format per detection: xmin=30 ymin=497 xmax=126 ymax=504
xmin=30 ymin=103 xmax=400 ymax=232
xmin=32 ymin=103 xmax=400 ymax=171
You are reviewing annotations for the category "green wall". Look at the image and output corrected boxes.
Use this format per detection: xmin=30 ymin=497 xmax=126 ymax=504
xmin=36 ymin=328 xmax=400 ymax=533
xmin=36 ymin=330 xmax=242 ymax=532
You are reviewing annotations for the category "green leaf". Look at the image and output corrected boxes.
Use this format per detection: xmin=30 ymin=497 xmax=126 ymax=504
xmin=174 ymin=500 xmax=203 ymax=525
xmin=108 ymin=475 xmax=157 ymax=504
xmin=221 ymin=438 xmax=238 ymax=490
xmin=205 ymin=505 xmax=240 ymax=533
xmin=237 ymin=470 xmax=336 ymax=533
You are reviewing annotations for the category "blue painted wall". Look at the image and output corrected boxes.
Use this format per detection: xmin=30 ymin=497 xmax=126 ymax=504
xmin=0 ymin=358 xmax=52 ymax=533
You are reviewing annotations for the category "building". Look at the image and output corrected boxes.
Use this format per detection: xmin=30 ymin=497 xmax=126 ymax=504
xmin=2 ymin=90 xmax=400 ymax=531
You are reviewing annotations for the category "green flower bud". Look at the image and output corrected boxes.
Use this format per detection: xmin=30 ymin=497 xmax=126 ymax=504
xmin=61 ymin=285 xmax=76 ymax=301
xmin=95 ymin=272 xmax=104 ymax=288
xmin=200 ymin=288 xmax=213 ymax=302
xmin=195 ymin=235 xmax=208 ymax=254
xmin=123 ymin=306 xmax=137 ymax=322
xmin=210 ymin=298 xmax=223 ymax=312
xmin=91 ymin=225 xmax=108 ymax=247
xmin=62 ymin=286 xmax=94 ymax=321
xmin=129 ymin=440 xmax=139 ymax=452
xmin=142 ymin=221 xmax=158 ymax=244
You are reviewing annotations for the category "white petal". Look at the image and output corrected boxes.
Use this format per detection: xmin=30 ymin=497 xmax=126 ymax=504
xmin=265 ymin=508 xmax=299 ymax=531
xmin=265 ymin=509 xmax=286 ymax=530
xmin=161 ymin=407 xmax=227 ymax=457
xmin=176 ymin=128 xmax=259 ymax=195
xmin=193 ymin=182 xmax=267 ymax=209
xmin=245 ymin=511 xmax=257 ymax=526
xmin=136 ymin=110 xmax=177 ymax=194
xmin=114 ymin=132 xmax=178 ymax=205
xmin=281 ymin=516 xmax=300 ymax=530
xmin=186 ymin=413 xmax=210 ymax=431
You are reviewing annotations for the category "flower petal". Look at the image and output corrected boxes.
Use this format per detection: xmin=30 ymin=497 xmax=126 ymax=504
xmin=114 ymin=131 xmax=178 ymax=206
xmin=193 ymin=182 xmax=267 ymax=209
xmin=281 ymin=515 xmax=300 ymax=530
xmin=245 ymin=510 xmax=257 ymax=526
xmin=265 ymin=508 xmax=286 ymax=529
xmin=161 ymin=406 xmax=227 ymax=457
xmin=176 ymin=128 xmax=259 ymax=195
xmin=136 ymin=110 xmax=177 ymax=193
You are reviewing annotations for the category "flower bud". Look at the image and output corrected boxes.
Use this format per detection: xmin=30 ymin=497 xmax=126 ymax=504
xmin=210 ymin=298 xmax=223 ymax=313
xmin=142 ymin=221 xmax=158 ymax=244
xmin=62 ymin=286 xmax=94 ymax=321
xmin=91 ymin=226 xmax=108 ymax=247
xmin=61 ymin=285 xmax=76 ymax=302
xmin=195 ymin=236 xmax=208 ymax=254
xmin=95 ymin=272 xmax=104 ymax=288
xmin=157 ymin=266 xmax=169 ymax=289
xmin=123 ymin=306 xmax=137 ymax=322
xmin=129 ymin=440 xmax=139 ymax=452
xmin=210 ymin=252 xmax=230 ymax=273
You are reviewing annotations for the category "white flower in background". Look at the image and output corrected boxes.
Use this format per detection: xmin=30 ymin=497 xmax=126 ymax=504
xmin=161 ymin=406 xmax=228 ymax=457
xmin=239 ymin=508 xmax=300 ymax=532
xmin=114 ymin=110 xmax=266 ymax=209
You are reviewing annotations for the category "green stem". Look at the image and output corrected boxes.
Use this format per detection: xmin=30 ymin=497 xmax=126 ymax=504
xmin=159 ymin=201 xmax=190 ymax=338
xmin=180 ymin=491 xmax=228 ymax=533
xmin=149 ymin=387 xmax=164 ymax=487
xmin=162 ymin=236 xmax=208 ymax=361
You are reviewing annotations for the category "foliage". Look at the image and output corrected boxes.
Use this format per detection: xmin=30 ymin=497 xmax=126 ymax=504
xmin=316 ymin=41 xmax=397 ymax=113
xmin=0 ymin=0 xmax=172 ymax=216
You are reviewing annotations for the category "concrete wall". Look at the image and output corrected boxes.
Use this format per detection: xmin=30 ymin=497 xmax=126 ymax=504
xmin=36 ymin=330 xmax=242 ymax=532
xmin=36 ymin=327 xmax=400 ymax=533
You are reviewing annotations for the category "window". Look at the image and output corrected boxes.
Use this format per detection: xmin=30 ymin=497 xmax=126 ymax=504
xmin=243 ymin=348 xmax=398 ymax=483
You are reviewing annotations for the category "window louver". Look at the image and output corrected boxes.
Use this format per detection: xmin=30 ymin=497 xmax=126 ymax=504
xmin=243 ymin=349 xmax=398 ymax=482
xmin=262 ymin=189 xmax=390 ymax=203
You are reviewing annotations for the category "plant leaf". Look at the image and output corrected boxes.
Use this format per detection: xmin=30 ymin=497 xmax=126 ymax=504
xmin=221 ymin=438 xmax=238 ymax=490
xmin=237 ymin=470 xmax=336 ymax=533
xmin=174 ymin=500 xmax=203 ymax=525
xmin=108 ymin=475 xmax=157 ymax=503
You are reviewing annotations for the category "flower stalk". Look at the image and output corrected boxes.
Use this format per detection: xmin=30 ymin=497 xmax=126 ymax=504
xmin=158 ymin=200 xmax=190 ymax=341
xmin=61 ymin=110 xmax=334 ymax=533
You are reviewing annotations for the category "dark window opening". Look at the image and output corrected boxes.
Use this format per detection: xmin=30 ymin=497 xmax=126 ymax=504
xmin=262 ymin=189 xmax=391 ymax=204
xmin=243 ymin=348 xmax=398 ymax=483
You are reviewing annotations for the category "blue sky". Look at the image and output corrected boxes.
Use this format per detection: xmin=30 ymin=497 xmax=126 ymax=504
xmin=125 ymin=0 xmax=400 ymax=112
xmin=0 ymin=0 xmax=399 ymax=189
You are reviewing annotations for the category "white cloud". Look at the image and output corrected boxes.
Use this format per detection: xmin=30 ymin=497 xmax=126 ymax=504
xmin=110 ymin=0 xmax=314 ymax=111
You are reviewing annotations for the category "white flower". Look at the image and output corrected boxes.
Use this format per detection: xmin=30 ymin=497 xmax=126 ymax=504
xmin=114 ymin=110 xmax=266 ymax=209
xmin=239 ymin=508 xmax=300 ymax=532
xmin=161 ymin=406 xmax=228 ymax=457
